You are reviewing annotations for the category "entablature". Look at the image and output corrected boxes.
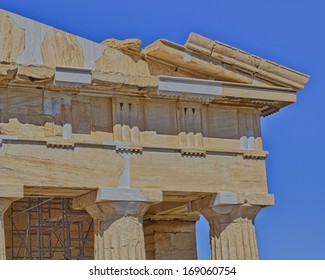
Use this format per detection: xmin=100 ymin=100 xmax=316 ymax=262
xmin=1 ymin=67 xmax=296 ymax=117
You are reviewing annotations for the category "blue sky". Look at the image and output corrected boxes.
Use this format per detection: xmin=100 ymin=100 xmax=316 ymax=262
xmin=0 ymin=0 xmax=324 ymax=259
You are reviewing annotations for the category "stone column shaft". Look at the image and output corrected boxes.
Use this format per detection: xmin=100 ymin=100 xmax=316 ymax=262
xmin=86 ymin=201 xmax=149 ymax=260
xmin=0 ymin=198 xmax=12 ymax=260
xmin=209 ymin=214 xmax=258 ymax=260
xmin=203 ymin=204 xmax=261 ymax=260
xmin=190 ymin=192 xmax=274 ymax=260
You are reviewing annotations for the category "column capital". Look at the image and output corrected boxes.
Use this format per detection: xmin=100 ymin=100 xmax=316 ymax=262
xmin=189 ymin=192 xmax=274 ymax=215
xmin=86 ymin=201 xmax=150 ymax=221
xmin=202 ymin=203 xmax=261 ymax=224
xmin=72 ymin=188 xmax=163 ymax=211
xmin=0 ymin=184 xmax=24 ymax=215
xmin=0 ymin=184 xmax=24 ymax=200
xmin=0 ymin=198 xmax=12 ymax=215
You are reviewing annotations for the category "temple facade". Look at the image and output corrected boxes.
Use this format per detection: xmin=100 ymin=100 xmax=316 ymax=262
xmin=0 ymin=10 xmax=309 ymax=260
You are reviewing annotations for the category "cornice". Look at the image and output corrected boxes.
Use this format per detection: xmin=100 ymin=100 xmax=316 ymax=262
xmin=185 ymin=33 xmax=310 ymax=90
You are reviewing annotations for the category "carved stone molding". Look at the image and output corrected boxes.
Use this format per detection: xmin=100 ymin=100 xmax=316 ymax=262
xmin=46 ymin=141 xmax=75 ymax=149
xmin=181 ymin=149 xmax=206 ymax=157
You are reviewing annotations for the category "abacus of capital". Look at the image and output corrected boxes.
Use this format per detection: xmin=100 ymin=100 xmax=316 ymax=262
xmin=0 ymin=10 xmax=309 ymax=260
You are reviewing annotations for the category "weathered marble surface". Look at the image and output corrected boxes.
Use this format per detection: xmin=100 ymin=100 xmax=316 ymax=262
xmin=0 ymin=9 xmax=308 ymax=260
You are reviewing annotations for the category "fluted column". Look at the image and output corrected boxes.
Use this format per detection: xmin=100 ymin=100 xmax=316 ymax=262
xmin=189 ymin=192 xmax=274 ymax=260
xmin=86 ymin=201 xmax=149 ymax=260
xmin=72 ymin=188 xmax=162 ymax=260
xmin=202 ymin=203 xmax=261 ymax=260
xmin=0 ymin=198 xmax=12 ymax=260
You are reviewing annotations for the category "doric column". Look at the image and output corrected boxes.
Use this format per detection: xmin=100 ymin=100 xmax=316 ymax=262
xmin=202 ymin=203 xmax=261 ymax=260
xmin=144 ymin=215 xmax=199 ymax=260
xmin=88 ymin=201 xmax=149 ymax=259
xmin=0 ymin=198 xmax=11 ymax=260
xmin=190 ymin=192 xmax=274 ymax=260
xmin=73 ymin=188 xmax=162 ymax=260
xmin=0 ymin=184 xmax=24 ymax=260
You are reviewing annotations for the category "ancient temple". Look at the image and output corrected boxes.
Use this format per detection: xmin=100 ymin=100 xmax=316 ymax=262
xmin=0 ymin=9 xmax=309 ymax=260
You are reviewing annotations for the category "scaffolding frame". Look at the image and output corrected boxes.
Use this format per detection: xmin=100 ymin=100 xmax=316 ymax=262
xmin=9 ymin=197 xmax=93 ymax=260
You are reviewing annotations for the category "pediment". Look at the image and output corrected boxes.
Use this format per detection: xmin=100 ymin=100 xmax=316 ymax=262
xmin=143 ymin=33 xmax=309 ymax=90
xmin=0 ymin=9 xmax=308 ymax=90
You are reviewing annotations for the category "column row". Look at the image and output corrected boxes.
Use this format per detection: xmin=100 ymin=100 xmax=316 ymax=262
xmin=73 ymin=189 xmax=273 ymax=260
xmin=0 ymin=189 xmax=273 ymax=260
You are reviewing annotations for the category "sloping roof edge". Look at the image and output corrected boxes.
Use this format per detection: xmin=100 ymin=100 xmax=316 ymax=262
xmin=185 ymin=33 xmax=309 ymax=90
xmin=0 ymin=9 xmax=309 ymax=93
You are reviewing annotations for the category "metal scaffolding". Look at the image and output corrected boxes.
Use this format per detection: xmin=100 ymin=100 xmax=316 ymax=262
xmin=9 ymin=197 xmax=94 ymax=260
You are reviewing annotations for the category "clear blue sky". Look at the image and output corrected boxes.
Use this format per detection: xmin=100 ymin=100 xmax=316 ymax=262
xmin=1 ymin=0 xmax=324 ymax=259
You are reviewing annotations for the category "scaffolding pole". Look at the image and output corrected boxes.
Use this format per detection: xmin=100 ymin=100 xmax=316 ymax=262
xmin=9 ymin=197 xmax=94 ymax=260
